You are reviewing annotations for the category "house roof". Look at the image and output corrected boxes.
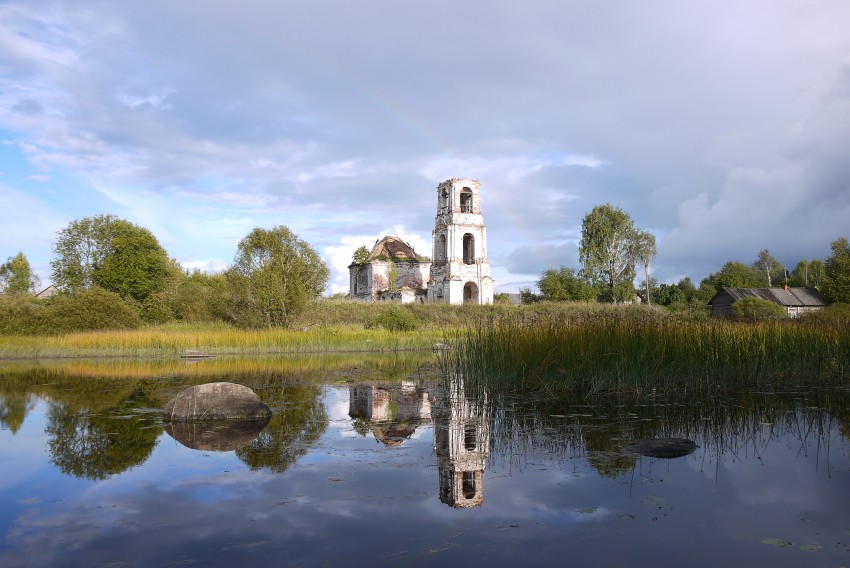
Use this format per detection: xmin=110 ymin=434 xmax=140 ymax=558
xmin=368 ymin=235 xmax=427 ymax=262
xmin=709 ymin=287 xmax=827 ymax=307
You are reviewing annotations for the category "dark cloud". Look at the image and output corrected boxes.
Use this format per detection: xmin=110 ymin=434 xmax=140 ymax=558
xmin=2 ymin=1 xmax=850 ymax=289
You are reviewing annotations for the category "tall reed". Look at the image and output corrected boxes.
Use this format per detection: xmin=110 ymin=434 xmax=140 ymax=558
xmin=443 ymin=315 xmax=850 ymax=394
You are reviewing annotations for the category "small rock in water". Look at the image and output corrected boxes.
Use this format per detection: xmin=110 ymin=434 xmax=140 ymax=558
xmin=621 ymin=437 xmax=698 ymax=459
xmin=163 ymin=382 xmax=272 ymax=422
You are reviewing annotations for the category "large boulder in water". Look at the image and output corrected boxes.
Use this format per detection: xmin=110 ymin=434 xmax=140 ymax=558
xmin=163 ymin=382 xmax=272 ymax=422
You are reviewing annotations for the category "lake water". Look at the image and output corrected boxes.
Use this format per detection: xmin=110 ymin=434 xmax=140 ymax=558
xmin=1 ymin=356 xmax=850 ymax=567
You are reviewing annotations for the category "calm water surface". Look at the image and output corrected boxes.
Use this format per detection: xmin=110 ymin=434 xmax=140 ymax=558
xmin=1 ymin=356 xmax=849 ymax=567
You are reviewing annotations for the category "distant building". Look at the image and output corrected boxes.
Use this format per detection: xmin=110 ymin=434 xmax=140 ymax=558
xmin=35 ymin=285 xmax=58 ymax=299
xmin=708 ymin=286 xmax=827 ymax=317
xmin=348 ymin=236 xmax=431 ymax=303
xmin=428 ymin=179 xmax=494 ymax=305
xmin=348 ymin=178 xmax=495 ymax=305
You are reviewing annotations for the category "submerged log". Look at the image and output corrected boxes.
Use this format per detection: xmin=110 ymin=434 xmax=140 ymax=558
xmin=163 ymin=382 xmax=272 ymax=422
xmin=621 ymin=437 xmax=698 ymax=459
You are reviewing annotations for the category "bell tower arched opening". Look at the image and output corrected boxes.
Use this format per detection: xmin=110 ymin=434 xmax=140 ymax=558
xmin=463 ymin=282 xmax=479 ymax=304
xmin=460 ymin=187 xmax=473 ymax=213
xmin=462 ymin=233 xmax=475 ymax=265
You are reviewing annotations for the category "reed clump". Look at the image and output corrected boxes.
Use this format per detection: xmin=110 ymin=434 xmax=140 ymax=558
xmin=443 ymin=314 xmax=850 ymax=394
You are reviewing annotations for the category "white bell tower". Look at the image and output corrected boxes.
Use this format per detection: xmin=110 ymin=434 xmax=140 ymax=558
xmin=427 ymin=178 xmax=494 ymax=304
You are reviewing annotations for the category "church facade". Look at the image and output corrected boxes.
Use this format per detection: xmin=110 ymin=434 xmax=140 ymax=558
xmin=348 ymin=178 xmax=494 ymax=305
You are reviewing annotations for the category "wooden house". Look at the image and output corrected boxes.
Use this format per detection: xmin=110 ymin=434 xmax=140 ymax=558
xmin=708 ymin=286 xmax=826 ymax=317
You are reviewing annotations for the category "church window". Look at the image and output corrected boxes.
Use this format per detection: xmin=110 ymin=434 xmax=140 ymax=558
xmin=436 ymin=234 xmax=446 ymax=262
xmin=464 ymin=424 xmax=477 ymax=451
xmin=463 ymin=234 xmax=475 ymax=264
xmin=460 ymin=187 xmax=473 ymax=213
xmin=462 ymin=472 xmax=477 ymax=499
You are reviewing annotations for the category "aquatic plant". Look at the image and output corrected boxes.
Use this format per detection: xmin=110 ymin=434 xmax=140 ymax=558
xmin=442 ymin=315 xmax=850 ymax=394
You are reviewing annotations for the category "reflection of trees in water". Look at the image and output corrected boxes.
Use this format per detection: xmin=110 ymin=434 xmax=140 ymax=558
xmin=481 ymin=384 xmax=850 ymax=479
xmin=2 ymin=364 xmax=333 ymax=477
xmin=236 ymin=383 xmax=327 ymax=472
xmin=0 ymin=394 xmax=36 ymax=433
xmin=45 ymin=386 xmax=161 ymax=480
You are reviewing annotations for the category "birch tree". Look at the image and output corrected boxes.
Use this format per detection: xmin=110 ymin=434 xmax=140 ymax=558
xmin=632 ymin=230 xmax=656 ymax=304
xmin=579 ymin=204 xmax=638 ymax=302
xmin=227 ymin=226 xmax=329 ymax=327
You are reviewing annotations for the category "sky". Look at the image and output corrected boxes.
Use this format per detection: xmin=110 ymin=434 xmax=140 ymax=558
xmin=2 ymin=0 xmax=849 ymax=294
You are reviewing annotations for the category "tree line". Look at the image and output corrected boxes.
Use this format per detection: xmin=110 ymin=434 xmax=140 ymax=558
xmin=524 ymin=204 xmax=850 ymax=309
xmin=0 ymin=215 xmax=329 ymax=333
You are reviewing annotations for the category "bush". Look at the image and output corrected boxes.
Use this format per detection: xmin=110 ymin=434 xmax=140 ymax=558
xmin=0 ymin=293 xmax=44 ymax=334
xmin=42 ymin=288 xmax=142 ymax=332
xmin=800 ymin=302 xmax=850 ymax=324
xmin=364 ymin=304 xmax=418 ymax=332
xmin=730 ymin=297 xmax=786 ymax=322
xmin=141 ymin=292 xmax=175 ymax=324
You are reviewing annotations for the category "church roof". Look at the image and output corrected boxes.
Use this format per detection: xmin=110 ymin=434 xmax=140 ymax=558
xmin=368 ymin=235 xmax=427 ymax=262
xmin=709 ymin=287 xmax=826 ymax=307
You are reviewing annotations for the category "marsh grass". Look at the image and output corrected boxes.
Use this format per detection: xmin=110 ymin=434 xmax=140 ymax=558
xmin=0 ymin=322 xmax=440 ymax=359
xmin=443 ymin=315 xmax=850 ymax=394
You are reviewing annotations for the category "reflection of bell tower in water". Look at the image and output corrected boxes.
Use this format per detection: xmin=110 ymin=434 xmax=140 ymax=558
xmin=433 ymin=377 xmax=490 ymax=508
xmin=428 ymin=178 xmax=494 ymax=305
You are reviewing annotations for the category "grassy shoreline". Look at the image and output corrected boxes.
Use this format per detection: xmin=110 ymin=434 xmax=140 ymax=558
xmin=0 ymin=323 xmax=444 ymax=360
xmin=0 ymin=301 xmax=663 ymax=360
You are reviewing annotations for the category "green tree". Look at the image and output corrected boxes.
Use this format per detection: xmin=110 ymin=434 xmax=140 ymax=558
xmin=677 ymin=277 xmax=698 ymax=302
xmin=703 ymin=260 xmax=762 ymax=289
xmin=752 ymin=249 xmax=784 ymax=288
xmin=655 ymin=282 xmax=686 ymax=306
xmin=226 ymin=226 xmax=329 ymax=327
xmin=0 ymin=252 xmax=40 ymax=294
xmin=51 ymin=215 xmax=171 ymax=302
xmin=788 ymin=259 xmax=825 ymax=288
xmin=822 ymin=237 xmax=850 ymax=304
xmin=352 ymin=245 xmax=370 ymax=265
xmin=537 ymin=267 xmax=596 ymax=302
xmin=579 ymin=204 xmax=638 ymax=302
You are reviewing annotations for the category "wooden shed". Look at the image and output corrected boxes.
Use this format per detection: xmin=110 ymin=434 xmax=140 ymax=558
xmin=708 ymin=286 xmax=826 ymax=317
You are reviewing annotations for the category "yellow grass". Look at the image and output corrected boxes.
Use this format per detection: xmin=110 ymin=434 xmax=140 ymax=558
xmin=0 ymin=322 xmax=443 ymax=359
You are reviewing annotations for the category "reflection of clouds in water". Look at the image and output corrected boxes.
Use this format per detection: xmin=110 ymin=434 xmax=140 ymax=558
xmin=0 ymin=401 xmax=51 ymax=491
xmin=324 ymin=386 xmax=351 ymax=422
xmin=729 ymin=457 xmax=821 ymax=508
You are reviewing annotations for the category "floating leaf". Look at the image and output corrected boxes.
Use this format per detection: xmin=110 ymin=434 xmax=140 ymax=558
xmin=799 ymin=544 xmax=823 ymax=553
xmin=762 ymin=538 xmax=793 ymax=548
xmin=575 ymin=507 xmax=596 ymax=514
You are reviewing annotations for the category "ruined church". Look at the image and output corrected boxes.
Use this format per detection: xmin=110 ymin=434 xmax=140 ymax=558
xmin=348 ymin=178 xmax=494 ymax=305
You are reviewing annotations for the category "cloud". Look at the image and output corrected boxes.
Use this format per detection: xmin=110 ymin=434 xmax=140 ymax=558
xmin=2 ymin=0 xmax=850 ymax=290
